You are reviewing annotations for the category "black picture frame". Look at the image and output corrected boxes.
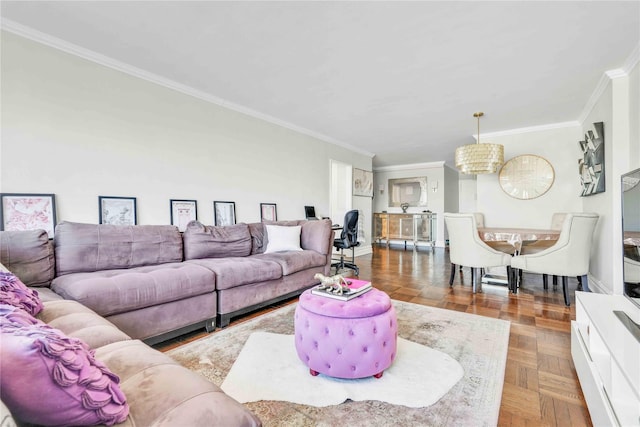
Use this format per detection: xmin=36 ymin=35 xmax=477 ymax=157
xmin=170 ymin=199 xmax=198 ymax=232
xmin=214 ymin=201 xmax=236 ymax=226
xmin=260 ymin=203 xmax=277 ymax=222
xmin=0 ymin=193 xmax=57 ymax=238
xmin=99 ymin=196 xmax=137 ymax=225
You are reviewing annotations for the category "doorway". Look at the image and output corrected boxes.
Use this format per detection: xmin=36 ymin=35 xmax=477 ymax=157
xmin=329 ymin=159 xmax=352 ymax=226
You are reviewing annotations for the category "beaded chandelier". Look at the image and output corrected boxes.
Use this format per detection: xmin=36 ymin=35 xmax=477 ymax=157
xmin=455 ymin=112 xmax=504 ymax=174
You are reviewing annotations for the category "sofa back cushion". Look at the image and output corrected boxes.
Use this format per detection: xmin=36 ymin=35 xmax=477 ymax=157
xmin=183 ymin=221 xmax=252 ymax=260
xmin=248 ymin=220 xmax=332 ymax=255
xmin=54 ymin=222 xmax=183 ymax=276
xmin=0 ymin=230 xmax=55 ymax=287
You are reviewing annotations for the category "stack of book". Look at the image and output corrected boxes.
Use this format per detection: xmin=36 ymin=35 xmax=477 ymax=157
xmin=311 ymin=278 xmax=372 ymax=301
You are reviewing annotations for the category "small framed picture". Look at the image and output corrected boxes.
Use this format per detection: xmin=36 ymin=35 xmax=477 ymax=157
xmin=260 ymin=203 xmax=277 ymax=222
xmin=214 ymin=201 xmax=236 ymax=227
xmin=0 ymin=193 xmax=57 ymax=238
xmin=170 ymin=199 xmax=197 ymax=232
xmin=99 ymin=196 xmax=137 ymax=225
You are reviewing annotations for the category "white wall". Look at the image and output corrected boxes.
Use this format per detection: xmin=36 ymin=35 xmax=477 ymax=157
xmin=476 ymin=125 xmax=583 ymax=228
xmin=457 ymin=177 xmax=477 ymax=213
xmin=581 ymin=63 xmax=640 ymax=295
xmin=0 ymin=32 xmax=373 ymax=241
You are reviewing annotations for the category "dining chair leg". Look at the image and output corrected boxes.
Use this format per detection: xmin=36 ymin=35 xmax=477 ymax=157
xmin=578 ymin=274 xmax=590 ymax=292
xmin=449 ymin=263 xmax=456 ymax=286
xmin=509 ymin=268 xmax=518 ymax=293
xmin=471 ymin=268 xmax=482 ymax=293
xmin=542 ymin=274 xmax=548 ymax=290
xmin=552 ymin=275 xmax=558 ymax=288
xmin=562 ymin=276 xmax=570 ymax=306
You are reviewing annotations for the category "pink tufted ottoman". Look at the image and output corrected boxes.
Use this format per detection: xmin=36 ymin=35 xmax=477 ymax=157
xmin=294 ymin=288 xmax=398 ymax=379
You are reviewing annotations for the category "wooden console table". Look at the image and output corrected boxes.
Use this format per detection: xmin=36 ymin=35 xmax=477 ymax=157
xmin=373 ymin=212 xmax=436 ymax=249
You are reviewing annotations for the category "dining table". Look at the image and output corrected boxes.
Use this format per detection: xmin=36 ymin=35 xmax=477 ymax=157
xmin=476 ymin=227 xmax=562 ymax=287
xmin=477 ymin=227 xmax=561 ymax=255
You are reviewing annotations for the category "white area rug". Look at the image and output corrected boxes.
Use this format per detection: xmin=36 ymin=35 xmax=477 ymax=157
xmin=221 ymin=332 xmax=464 ymax=408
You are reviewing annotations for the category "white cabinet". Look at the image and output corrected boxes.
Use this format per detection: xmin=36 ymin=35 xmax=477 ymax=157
xmin=571 ymin=292 xmax=640 ymax=426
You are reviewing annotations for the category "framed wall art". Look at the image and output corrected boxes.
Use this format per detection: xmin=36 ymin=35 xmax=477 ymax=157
xmin=0 ymin=193 xmax=57 ymax=238
xmin=214 ymin=201 xmax=236 ymax=226
xmin=99 ymin=196 xmax=137 ymax=225
xmin=260 ymin=203 xmax=277 ymax=222
xmin=170 ymin=199 xmax=197 ymax=232
xmin=578 ymin=122 xmax=605 ymax=196
xmin=353 ymin=168 xmax=374 ymax=197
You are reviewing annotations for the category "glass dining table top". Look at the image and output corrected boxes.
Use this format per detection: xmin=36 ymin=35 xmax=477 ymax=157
xmin=478 ymin=227 xmax=561 ymax=253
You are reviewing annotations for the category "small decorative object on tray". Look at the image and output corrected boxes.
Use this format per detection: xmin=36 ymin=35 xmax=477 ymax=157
xmin=311 ymin=274 xmax=372 ymax=301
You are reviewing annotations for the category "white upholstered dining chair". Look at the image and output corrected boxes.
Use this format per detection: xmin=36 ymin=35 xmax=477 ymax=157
xmin=510 ymin=213 xmax=599 ymax=306
xmin=444 ymin=213 xmax=513 ymax=293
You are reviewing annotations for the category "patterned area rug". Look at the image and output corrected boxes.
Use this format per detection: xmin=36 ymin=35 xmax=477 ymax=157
xmin=167 ymin=301 xmax=510 ymax=426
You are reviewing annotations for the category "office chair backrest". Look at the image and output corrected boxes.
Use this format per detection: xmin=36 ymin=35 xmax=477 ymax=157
xmin=341 ymin=210 xmax=359 ymax=246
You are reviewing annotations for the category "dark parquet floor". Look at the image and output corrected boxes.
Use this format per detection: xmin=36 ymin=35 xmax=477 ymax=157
xmin=157 ymin=245 xmax=592 ymax=427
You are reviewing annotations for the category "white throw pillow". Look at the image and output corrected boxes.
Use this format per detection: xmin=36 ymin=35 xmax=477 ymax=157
xmin=264 ymin=225 xmax=303 ymax=253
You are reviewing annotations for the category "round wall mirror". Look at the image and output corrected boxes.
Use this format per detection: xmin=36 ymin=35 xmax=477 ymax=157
xmin=499 ymin=154 xmax=555 ymax=200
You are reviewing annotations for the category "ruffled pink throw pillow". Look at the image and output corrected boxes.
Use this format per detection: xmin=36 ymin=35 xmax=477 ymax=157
xmin=0 ymin=271 xmax=43 ymax=316
xmin=0 ymin=315 xmax=129 ymax=426
xmin=0 ymin=303 xmax=41 ymax=326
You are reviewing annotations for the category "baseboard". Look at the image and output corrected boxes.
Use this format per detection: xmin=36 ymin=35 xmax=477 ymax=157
xmin=586 ymin=274 xmax=611 ymax=295
xmin=354 ymin=245 xmax=372 ymax=257
xmin=332 ymin=244 xmax=372 ymax=258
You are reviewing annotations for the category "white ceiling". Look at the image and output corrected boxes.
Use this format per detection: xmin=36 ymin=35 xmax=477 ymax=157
xmin=2 ymin=1 xmax=639 ymax=168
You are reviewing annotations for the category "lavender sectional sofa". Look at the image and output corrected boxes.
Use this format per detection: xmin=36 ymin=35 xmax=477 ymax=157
xmin=0 ymin=229 xmax=261 ymax=426
xmin=0 ymin=218 xmax=332 ymax=426
xmin=46 ymin=219 xmax=332 ymax=337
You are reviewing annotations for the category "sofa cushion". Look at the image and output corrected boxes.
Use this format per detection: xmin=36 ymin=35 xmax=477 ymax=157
xmin=0 ymin=319 xmax=129 ymax=426
xmin=255 ymin=250 xmax=328 ymax=276
xmin=54 ymin=222 xmax=183 ymax=276
xmin=51 ymin=262 xmax=215 ymax=317
xmin=300 ymin=219 xmax=333 ymax=254
xmin=0 ymin=271 xmax=43 ymax=316
xmin=264 ymin=225 xmax=303 ymax=253
xmin=0 ymin=229 xmax=55 ymax=287
xmin=94 ymin=340 xmax=260 ymax=427
xmin=39 ymin=300 xmax=131 ymax=349
xmin=183 ymin=221 xmax=252 ymax=260
xmin=187 ymin=257 xmax=282 ymax=290
xmin=248 ymin=222 xmax=267 ymax=254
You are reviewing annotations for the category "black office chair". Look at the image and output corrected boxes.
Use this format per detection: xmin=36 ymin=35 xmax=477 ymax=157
xmin=331 ymin=210 xmax=360 ymax=276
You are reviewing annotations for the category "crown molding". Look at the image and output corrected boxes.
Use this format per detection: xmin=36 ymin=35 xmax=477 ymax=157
xmin=374 ymin=161 xmax=445 ymax=172
xmin=478 ymin=121 xmax=580 ymax=139
xmin=623 ymin=42 xmax=640 ymax=74
xmin=578 ymin=42 xmax=640 ymax=125
xmin=0 ymin=19 xmax=376 ymax=158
